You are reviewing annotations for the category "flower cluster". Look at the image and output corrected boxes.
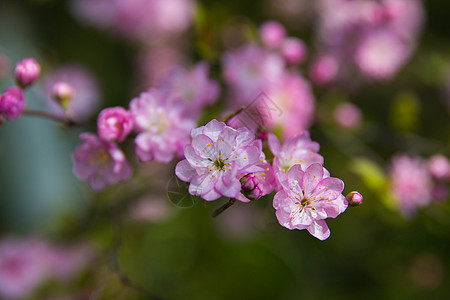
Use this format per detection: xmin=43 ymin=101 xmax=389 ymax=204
xmin=0 ymin=58 xmax=40 ymax=125
xmin=223 ymin=21 xmax=315 ymax=139
xmin=312 ymin=0 xmax=424 ymax=83
xmin=176 ymin=119 xmax=352 ymax=240
xmin=0 ymin=237 xmax=92 ymax=299
xmin=389 ymin=154 xmax=449 ymax=217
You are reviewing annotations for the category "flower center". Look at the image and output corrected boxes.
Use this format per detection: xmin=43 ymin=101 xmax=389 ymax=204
xmin=300 ymin=199 xmax=310 ymax=207
xmin=214 ymin=158 xmax=226 ymax=169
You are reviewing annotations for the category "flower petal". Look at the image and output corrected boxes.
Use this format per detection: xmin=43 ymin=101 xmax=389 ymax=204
xmin=268 ymin=133 xmax=281 ymax=156
xmin=306 ymin=219 xmax=330 ymax=240
xmin=176 ymin=159 xmax=198 ymax=182
xmin=302 ymin=163 xmax=324 ymax=196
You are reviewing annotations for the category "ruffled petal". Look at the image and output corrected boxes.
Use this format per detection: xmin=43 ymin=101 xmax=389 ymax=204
xmin=306 ymin=219 xmax=330 ymax=240
xmin=176 ymin=159 xmax=198 ymax=182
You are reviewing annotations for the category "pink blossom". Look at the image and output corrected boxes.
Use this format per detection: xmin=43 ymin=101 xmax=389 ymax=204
xmin=97 ymin=106 xmax=133 ymax=142
xmin=175 ymin=119 xmax=263 ymax=201
xmin=334 ymin=102 xmax=362 ymax=129
xmin=268 ymin=132 xmax=323 ymax=176
xmin=259 ymin=21 xmax=286 ymax=49
xmin=281 ymin=38 xmax=307 ymax=64
xmin=355 ymin=30 xmax=410 ymax=79
xmin=130 ymin=89 xmax=195 ymax=163
xmin=389 ymin=154 xmax=433 ymax=217
xmin=52 ymin=81 xmax=76 ymax=105
xmin=309 ymin=55 xmax=339 ymax=86
xmin=40 ymin=65 xmax=101 ymax=120
xmin=236 ymin=140 xmax=275 ymax=202
xmin=45 ymin=244 xmax=93 ymax=281
xmin=159 ymin=62 xmax=220 ymax=117
xmin=0 ymin=238 xmax=49 ymax=299
xmin=267 ymin=72 xmax=316 ymax=138
xmin=71 ymin=0 xmax=194 ymax=41
xmin=72 ymin=133 xmax=132 ymax=190
xmin=223 ymin=44 xmax=285 ymax=105
xmin=428 ymin=154 xmax=450 ymax=181
xmin=0 ymin=87 xmax=25 ymax=120
xmin=14 ymin=58 xmax=40 ymax=89
xmin=273 ymin=163 xmax=348 ymax=240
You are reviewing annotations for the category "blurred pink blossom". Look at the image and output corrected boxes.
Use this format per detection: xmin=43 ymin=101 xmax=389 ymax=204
xmin=334 ymin=102 xmax=362 ymax=129
xmin=281 ymin=37 xmax=307 ymax=64
xmin=0 ymin=238 xmax=48 ymax=299
xmin=389 ymin=154 xmax=433 ymax=217
xmin=71 ymin=0 xmax=194 ymax=41
xmin=0 ymin=87 xmax=25 ymax=120
xmin=428 ymin=154 xmax=450 ymax=181
xmin=130 ymin=89 xmax=195 ymax=162
xmin=14 ymin=58 xmax=41 ymax=89
xmin=259 ymin=21 xmax=286 ymax=49
xmin=72 ymin=133 xmax=132 ymax=190
xmin=159 ymin=62 xmax=220 ymax=117
xmin=223 ymin=44 xmax=285 ymax=105
xmin=41 ymin=65 xmax=101 ymax=121
xmin=309 ymin=55 xmax=339 ymax=86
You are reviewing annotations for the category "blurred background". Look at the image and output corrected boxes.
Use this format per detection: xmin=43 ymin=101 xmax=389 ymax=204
xmin=0 ymin=0 xmax=449 ymax=299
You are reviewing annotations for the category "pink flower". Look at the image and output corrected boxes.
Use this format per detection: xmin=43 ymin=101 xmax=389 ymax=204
xmin=14 ymin=58 xmax=40 ymax=89
xmin=281 ymin=38 xmax=307 ymax=64
xmin=355 ymin=30 xmax=410 ymax=79
xmin=268 ymin=132 xmax=323 ymax=176
xmin=72 ymin=133 xmax=132 ymax=190
xmin=0 ymin=238 xmax=49 ymax=299
xmin=309 ymin=55 xmax=339 ymax=86
xmin=0 ymin=87 xmax=25 ymax=120
xmin=267 ymin=72 xmax=316 ymax=138
xmin=223 ymin=44 xmax=285 ymax=105
xmin=97 ymin=106 xmax=133 ymax=142
xmin=334 ymin=102 xmax=363 ymax=129
xmin=159 ymin=62 xmax=220 ymax=117
xmin=428 ymin=154 xmax=450 ymax=181
xmin=130 ymin=89 xmax=195 ymax=162
xmin=175 ymin=119 xmax=263 ymax=201
xmin=40 ymin=65 xmax=101 ymax=120
xmin=45 ymin=244 xmax=93 ymax=281
xmin=389 ymin=154 xmax=433 ymax=217
xmin=52 ymin=81 xmax=76 ymax=105
xmin=71 ymin=0 xmax=194 ymax=41
xmin=273 ymin=163 xmax=348 ymax=240
xmin=259 ymin=21 xmax=286 ymax=49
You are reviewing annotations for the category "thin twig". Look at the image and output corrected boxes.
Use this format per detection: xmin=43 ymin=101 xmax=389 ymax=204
xmin=223 ymin=106 xmax=246 ymax=124
xmin=22 ymin=108 xmax=91 ymax=128
xmin=212 ymin=198 xmax=236 ymax=217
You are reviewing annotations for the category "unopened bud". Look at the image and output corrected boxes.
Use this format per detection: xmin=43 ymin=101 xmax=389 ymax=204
xmin=346 ymin=191 xmax=363 ymax=207
xmin=0 ymin=86 xmax=25 ymax=120
xmin=53 ymin=82 xmax=75 ymax=110
xmin=14 ymin=58 xmax=41 ymax=88
xmin=241 ymin=174 xmax=263 ymax=200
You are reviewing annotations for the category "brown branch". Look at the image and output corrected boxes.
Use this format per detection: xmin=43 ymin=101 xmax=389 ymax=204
xmin=212 ymin=198 xmax=236 ymax=217
xmin=22 ymin=109 xmax=91 ymax=128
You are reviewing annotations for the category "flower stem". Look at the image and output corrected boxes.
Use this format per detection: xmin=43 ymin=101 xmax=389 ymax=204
xmin=212 ymin=198 xmax=236 ymax=217
xmin=223 ymin=106 xmax=246 ymax=124
xmin=22 ymin=109 xmax=89 ymax=128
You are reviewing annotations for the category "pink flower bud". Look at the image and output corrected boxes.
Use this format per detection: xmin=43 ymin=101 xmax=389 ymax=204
xmin=281 ymin=38 xmax=307 ymax=64
xmin=0 ymin=87 xmax=25 ymax=120
xmin=52 ymin=82 xmax=75 ymax=110
xmin=97 ymin=106 xmax=133 ymax=142
xmin=346 ymin=191 xmax=363 ymax=207
xmin=260 ymin=21 xmax=286 ymax=49
xmin=241 ymin=174 xmax=263 ymax=200
xmin=14 ymin=58 xmax=41 ymax=88
xmin=309 ymin=55 xmax=338 ymax=86
xmin=334 ymin=102 xmax=362 ymax=129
